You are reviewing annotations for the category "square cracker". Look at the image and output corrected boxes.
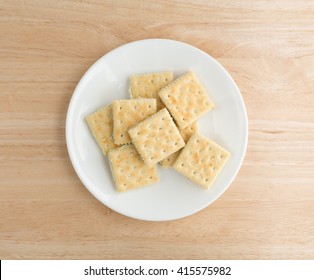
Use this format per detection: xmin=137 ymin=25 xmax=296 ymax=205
xmin=158 ymin=72 xmax=214 ymax=129
xmin=160 ymin=121 xmax=198 ymax=168
xmin=128 ymin=108 xmax=185 ymax=167
xmin=108 ymin=145 xmax=159 ymax=192
xmin=86 ymin=105 xmax=117 ymax=155
xmin=173 ymin=132 xmax=230 ymax=189
xmin=112 ymin=98 xmax=157 ymax=145
xmin=130 ymin=71 xmax=173 ymax=110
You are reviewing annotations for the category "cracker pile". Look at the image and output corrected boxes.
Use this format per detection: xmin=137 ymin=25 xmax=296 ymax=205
xmin=86 ymin=71 xmax=230 ymax=192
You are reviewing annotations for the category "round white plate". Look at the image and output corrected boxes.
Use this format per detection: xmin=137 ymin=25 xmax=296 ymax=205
xmin=66 ymin=39 xmax=248 ymax=221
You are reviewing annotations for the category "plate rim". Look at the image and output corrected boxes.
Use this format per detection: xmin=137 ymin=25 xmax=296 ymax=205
xmin=65 ymin=38 xmax=248 ymax=221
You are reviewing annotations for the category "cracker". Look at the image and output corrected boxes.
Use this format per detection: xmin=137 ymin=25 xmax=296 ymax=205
xmin=112 ymin=98 xmax=157 ymax=145
xmin=128 ymin=108 xmax=185 ymax=167
xmin=130 ymin=71 xmax=173 ymax=110
xmin=108 ymin=145 xmax=159 ymax=192
xmin=161 ymin=121 xmax=198 ymax=168
xmin=179 ymin=121 xmax=199 ymax=142
xmin=86 ymin=105 xmax=117 ymax=155
xmin=158 ymin=72 xmax=214 ymax=129
xmin=173 ymin=132 xmax=230 ymax=189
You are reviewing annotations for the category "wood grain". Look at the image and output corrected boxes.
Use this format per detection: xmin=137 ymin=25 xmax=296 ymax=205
xmin=1 ymin=0 xmax=314 ymax=259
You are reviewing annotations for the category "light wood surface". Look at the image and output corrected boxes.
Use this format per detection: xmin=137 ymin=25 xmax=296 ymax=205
xmin=1 ymin=0 xmax=314 ymax=260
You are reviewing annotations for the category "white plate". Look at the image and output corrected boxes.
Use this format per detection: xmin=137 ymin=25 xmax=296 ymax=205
xmin=66 ymin=39 xmax=248 ymax=221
